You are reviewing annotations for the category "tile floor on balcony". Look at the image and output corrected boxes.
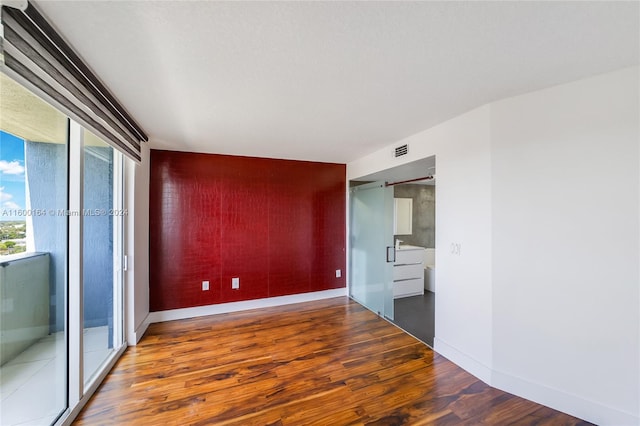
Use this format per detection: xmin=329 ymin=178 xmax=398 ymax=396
xmin=0 ymin=326 xmax=112 ymax=426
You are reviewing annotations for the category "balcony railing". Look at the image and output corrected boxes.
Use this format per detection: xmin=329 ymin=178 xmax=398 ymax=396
xmin=0 ymin=252 xmax=50 ymax=366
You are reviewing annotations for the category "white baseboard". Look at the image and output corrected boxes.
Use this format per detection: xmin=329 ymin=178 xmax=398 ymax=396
xmin=126 ymin=313 xmax=150 ymax=346
xmin=491 ymin=369 xmax=639 ymax=426
xmin=133 ymin=313 xmax=150 ymax=344
xmin=148 ymin=288 xmax=348 ymax=323
xmin=434 ymin=337 xmax=639 ymax=425
xmin=433 ymin=337 xmax=492 ymax=384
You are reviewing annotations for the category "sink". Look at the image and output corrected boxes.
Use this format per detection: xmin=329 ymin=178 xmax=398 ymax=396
xmin=397 ymin=245 xmax=425 ymax=250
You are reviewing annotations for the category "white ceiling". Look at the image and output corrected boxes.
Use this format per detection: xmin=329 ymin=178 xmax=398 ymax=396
xmin=34 ymin=1 xmax=639 ymax=164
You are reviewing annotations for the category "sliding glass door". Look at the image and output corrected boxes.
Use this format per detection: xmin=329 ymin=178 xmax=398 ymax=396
xmin=0 ymin=73 xmax=69 ymax=425
xmin=349 ymin=181 xmax=395 ymax=320
xmin=82 ymin=131 xmax=123 ymax=389
xmin=0 ymin=72 xmax=126 ymax=424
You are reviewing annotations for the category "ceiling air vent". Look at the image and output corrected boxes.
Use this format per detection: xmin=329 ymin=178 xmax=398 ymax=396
xmin=394 ymin=144 xmax=409 ymax=158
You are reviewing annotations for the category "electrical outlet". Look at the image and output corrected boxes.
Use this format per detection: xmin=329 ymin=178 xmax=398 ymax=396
xmin=335 ymin=269 xmax=341 ymax=278
xmin=232 ymin=277 xmax=240 ymax=289
xmin=202 ymin=281 xmax=209 ymax=291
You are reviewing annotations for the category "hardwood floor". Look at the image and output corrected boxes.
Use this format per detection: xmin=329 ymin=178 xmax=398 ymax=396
xmin=74 ymin=297 xmax=591 ymax=425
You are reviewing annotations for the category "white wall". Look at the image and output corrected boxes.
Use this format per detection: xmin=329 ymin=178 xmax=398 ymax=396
xmin=434 ymin=108 xmax=493 ymax=382
xmin=346 ymin=66 xmax=640 ymax=425
xmin=125 ymin=143 xmax=150 ymax=345
xmin=490 ymin=66 xmax=639 ymax=424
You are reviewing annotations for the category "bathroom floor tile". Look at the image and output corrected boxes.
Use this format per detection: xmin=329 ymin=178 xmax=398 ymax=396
xmin=392 ymin=291 xmax=435 ymax=347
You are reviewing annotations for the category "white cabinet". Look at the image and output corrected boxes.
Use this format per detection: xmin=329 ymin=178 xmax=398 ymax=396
xmin=393 ymin=246 xmax=424 ymax=298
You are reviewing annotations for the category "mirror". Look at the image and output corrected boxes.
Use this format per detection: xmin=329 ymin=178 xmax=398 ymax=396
xmin=394 ymin=198 xmax=412 ymax=235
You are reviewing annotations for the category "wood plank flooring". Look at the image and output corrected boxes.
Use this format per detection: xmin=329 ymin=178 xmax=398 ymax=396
xmin=73 ymin=297 xmax=592 ymax=425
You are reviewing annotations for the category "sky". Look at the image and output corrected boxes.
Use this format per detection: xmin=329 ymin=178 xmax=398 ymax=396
xmin=0 ymin=130 xmax=26 ymax=221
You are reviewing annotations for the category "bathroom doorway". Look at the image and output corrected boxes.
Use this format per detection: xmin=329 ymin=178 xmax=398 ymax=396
xmin=349 ymin=156 xmax=436 ymax=347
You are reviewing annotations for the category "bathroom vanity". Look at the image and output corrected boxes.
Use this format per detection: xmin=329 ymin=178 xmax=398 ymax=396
xmin=393 ymin=245 xmax=425 ymax=298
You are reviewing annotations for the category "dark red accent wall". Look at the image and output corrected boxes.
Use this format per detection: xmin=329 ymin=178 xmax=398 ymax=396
xmin=149 ymin=150 xmax=346 ymax=312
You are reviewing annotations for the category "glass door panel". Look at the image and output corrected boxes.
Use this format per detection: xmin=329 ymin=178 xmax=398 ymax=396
xmin=82 ymin=130 xmax=122 ymax=388
xmin=349 ymin=181 xmax=394 ymax=320
xmin=0 ymin=73 xmax=69 ymax=425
